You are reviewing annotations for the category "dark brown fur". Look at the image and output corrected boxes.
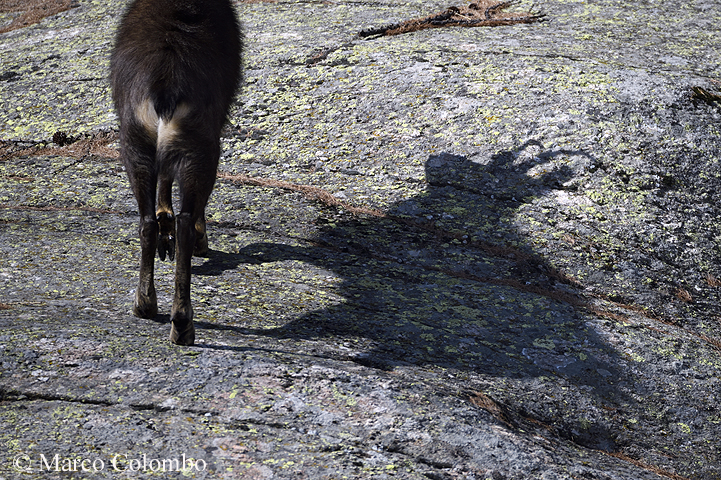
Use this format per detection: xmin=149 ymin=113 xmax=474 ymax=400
xmin=110 ymin=0 xmax=242 ymax=345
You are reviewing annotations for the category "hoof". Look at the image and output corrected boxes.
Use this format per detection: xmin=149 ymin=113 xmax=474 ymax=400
xmin=170 ymin=317 xmax=195 ymax=346
xmin=133 ymin=302 xmax=158 ymax=319
xmin=193 ymin=233 xmax=209 ymax=257
xmin=158 ymin=234 xmax=175 ymax=261
xmin=157 ymin=211 xmax=176 ymax=261
xmin=133 ymin=289 xmax=157 ymax=319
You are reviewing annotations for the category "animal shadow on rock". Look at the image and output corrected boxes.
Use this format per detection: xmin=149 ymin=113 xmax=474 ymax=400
xmin=195 ymin=142 xmax=633 ymax=452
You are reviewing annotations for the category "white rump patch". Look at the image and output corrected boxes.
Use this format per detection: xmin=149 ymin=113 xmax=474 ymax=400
xmin=134 ymin=99 xmax=191 ymax=147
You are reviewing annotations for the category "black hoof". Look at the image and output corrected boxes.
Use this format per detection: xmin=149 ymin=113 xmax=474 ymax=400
xmin=193 ymin=233 xmax=209 ymax=257
xmin=157 ymin=211 xmax=176 ymax=261
xmin=170 ymin=317 xmax=195 ymax=346
xmin=133 ymin=302 xmax=158 ymax=319
xmin=133 ymin=289 xmax=157 ymax=318
xmin=158 ymin=234 xmax=175 ymax=261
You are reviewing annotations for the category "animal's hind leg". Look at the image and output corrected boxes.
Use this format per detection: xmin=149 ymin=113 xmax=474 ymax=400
xmin=122 ymin=135 xmax=159 ymax=319
xmin=169 ymin=147 xmax=218 ymax=346
xmin=134 ymin=209 xmax=159 ymax=319
xmin=157 ymin=175 xmax=176 ymax=261
xmin=170 ymin=209 xmax=197 ymax=345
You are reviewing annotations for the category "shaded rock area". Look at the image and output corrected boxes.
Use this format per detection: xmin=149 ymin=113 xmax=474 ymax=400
xmin=1 ymin=0 xmax=721 ymax=478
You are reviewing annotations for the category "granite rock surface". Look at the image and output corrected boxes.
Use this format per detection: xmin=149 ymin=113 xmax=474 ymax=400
xmin=1 ymin=0 xmax=721 ymax=478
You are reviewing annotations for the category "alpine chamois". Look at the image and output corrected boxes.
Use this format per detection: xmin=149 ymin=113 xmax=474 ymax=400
xmin=110 ymin=0 xmax=242 ymax=345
